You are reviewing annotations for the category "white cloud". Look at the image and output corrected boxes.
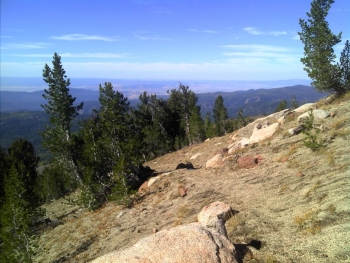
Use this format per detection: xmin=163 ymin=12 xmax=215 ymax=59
xmin=222 ymin=44 xmax=292 ymax=53
xmin=189 ymin=29 xmax=220 ymax=34
xmin=51 ymin=34 xmax=119 ymax=41
xmin=1 ymin=59 xmax=307 ymax=80
xmin=0 ymin=35 xmax=13 ymax=39
xmin=5 ymin=53 xmax=131 ymax=58
xmin=244 ymin=28 xmax=288 ymax=37
xmin=221 ymin=44 xmax=300 ymax=61
xmin=134 ymin=34 xmax=172 ymax=41
xmin=243 ymin=27 xmax=264 ymax=35
xmin=268 ymin=31 xmax=287 ymax=36
xmin=1 ymin=43 xmax=47 ymax=50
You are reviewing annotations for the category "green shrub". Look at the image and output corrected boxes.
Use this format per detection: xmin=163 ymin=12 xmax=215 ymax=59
xmin=302 ymin=109 xmax=325 ymax=151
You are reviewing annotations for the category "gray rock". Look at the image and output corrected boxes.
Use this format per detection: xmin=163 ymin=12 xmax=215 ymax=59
xmin=289 ymin=126 xmax=305 ymax=136
xmin=293 ymin=103 xmax=316 ymax=113
xmin=297 ymin=109 xmax=330 ymax=124
xmin=91 ymin=223 xmax=239 ymax=263
xmin=198 ymin=201 xmax=234 ymax=229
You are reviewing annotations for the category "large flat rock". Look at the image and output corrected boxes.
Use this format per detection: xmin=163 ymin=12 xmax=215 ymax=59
xmin=91 ymin=223 xmax=239 ymax=263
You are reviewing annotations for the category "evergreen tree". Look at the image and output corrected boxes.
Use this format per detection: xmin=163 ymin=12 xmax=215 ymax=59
xmin=213 ymin=95 xmax=229 ymax=136
xmin=204 ymin=112 xmax=214 ymax=139
xmin=167 ymin=83 xmax=204 ymax=146
xmin=79 ymin=82 xmax=137 ymax=209
xmin=7 ymin=139 xmax=40 ymax=208
xmin=133 ymin=92 xmax=172 ymax=159
xmin=0 ymin=164 xmax=36 ymax=263
xmin=237 ymin=108 xmax=246 ymax=128
xmin=41 ymin=53 xmax=83 ymax=184
xmin=298 ymin=0 xmax=344 ymax=94
xmin=36 ymin=159 xmax=79 ymax=202
xmin=0 ymin=148 xmax=9 ymax=207
xmin=290 ymin=95 xmax=299 ymax=110
xmin=339 ymin=40 xmax=350 ymax=91
xmin=275 ymin=99 xmax=287 ymax=112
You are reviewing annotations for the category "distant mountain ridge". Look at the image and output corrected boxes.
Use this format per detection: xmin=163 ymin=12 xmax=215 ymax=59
xmin=1 ymin=85 xmax=326 ymax=160
xmin=1 ymin=85 xmax=326 ymax=118
xmin=0 ymin=77 xmax=311 ymax=93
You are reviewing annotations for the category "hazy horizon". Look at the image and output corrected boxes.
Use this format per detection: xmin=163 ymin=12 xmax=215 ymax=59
xmin=0 ymin=77 xmax=311 ymax=94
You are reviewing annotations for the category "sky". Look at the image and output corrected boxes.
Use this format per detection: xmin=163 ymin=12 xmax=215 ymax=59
xmin=1 ymin=0 xmax=349 ymax=81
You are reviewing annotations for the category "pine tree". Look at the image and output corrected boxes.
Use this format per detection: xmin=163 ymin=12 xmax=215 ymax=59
xmin=167 ymin=83 xmax=204 ymax=146
xmin=0 ymin=148 xmax=9 ymax=207
xmin=0 ymin=164 xmax=36 ymax=263
xmin=290 ymin=95 xmax=299 ymax=110
xmin=298 ymin=0 xmax=344 ymax=94
xmin=213 ymin=95 xmax=229 ymax=136
xmin=204 ymin=112 xmax=214 ymax=139
xmin=7 ymin=139 xmax=40 ymax=208
xmin=275 ymin=99 xmax=287 ymax=112
xmin=79 ymin=82 xmax=138 ymax=209
xmin=41 ymin=52 xmax=83 ymax=184
xmin=339 ymin=40 xmax=350 ymax=91
xmin=133 ymin=92 xmax=171 ymax=159
xmin=237 ymin=108 xmax=246 ymax=128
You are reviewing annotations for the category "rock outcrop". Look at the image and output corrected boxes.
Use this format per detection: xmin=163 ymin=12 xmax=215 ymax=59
xmin=91 ymin=223 xmax=239 ymax=263
xmin=92 ymin=201 xmax=239 ymax=263
xmin=249 ymin=122 xmax=280 ymax=144
xmin=297 ymin=109 xmax=330 ymax=124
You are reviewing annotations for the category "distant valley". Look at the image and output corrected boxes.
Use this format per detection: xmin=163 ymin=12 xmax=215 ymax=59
xmin=1 ymin=84 xmax=326 ymax=160
xmin=1 ymin=84 xmax=325 ymax=118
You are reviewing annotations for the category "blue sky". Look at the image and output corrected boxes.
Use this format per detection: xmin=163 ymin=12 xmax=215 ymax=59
xmin=1 ymin=0 xmax=349 ymax=81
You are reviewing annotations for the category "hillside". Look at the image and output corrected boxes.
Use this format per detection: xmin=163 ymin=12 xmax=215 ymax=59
xmin=34 ymin=94 xmax=350 ymax=262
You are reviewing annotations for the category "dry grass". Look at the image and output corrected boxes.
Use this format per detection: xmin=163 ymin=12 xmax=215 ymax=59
xmin=304 ymin=181 xmax=321 ymax=198
xmin=226 ymin=213 xmax=246 ymax=234
xmin=279 ymin=184 xmax=290 ymax=194
xmin=330 ymin=117 xmax=349 ymax=130
xmin=173 ymin=205 xmax=193 ymax=226
xmin=327 ymin=204 xmax=336 ymax=213
xmin=276 ymin=144 xmax=298 ymax=162
xmin=326 ymin=152 xmax=335 ymax=166
xmin=331 ymin=128 xmax=350 ymax=139
xmin=294 ymin=208 xmax=322 ymax=235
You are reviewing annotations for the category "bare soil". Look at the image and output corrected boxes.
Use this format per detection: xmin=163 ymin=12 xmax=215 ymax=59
xmin=35 ymin=95 xmax=350 ymax=263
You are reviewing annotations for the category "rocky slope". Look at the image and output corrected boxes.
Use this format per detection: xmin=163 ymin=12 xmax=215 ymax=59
xmin=35 ymin=94 xmax=350 ymax=263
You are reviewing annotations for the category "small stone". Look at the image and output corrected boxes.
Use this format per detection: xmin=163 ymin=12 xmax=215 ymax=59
xmin=117 ymin=211 xmax=124 ymax=219
xmin=148 ymin=176 xmax=160 ymax=187
xmin=152 ymin=228 xmax=158 ymax=233
xmin=190 ymin=153 xmax=202 ymax=160
xmin=237 ymin=156 xmax=258 ymax=168
xmin=281 ymin=156 xmax=289 ymax=162
xmin=288 ymin=128 xmax=295 ymax=136
xmin=178 ymin=185 xmax=188 ymax=197
xmin=296 ymin=172 xmax=304 ymax=177
xmin=205 ymin=154 xmax=223 ymax=169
